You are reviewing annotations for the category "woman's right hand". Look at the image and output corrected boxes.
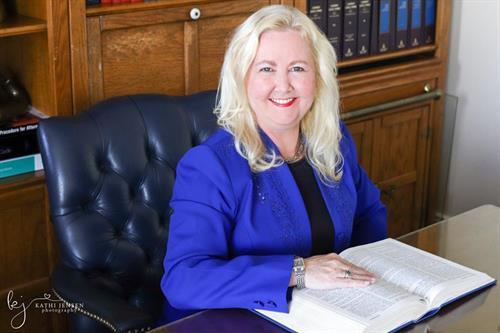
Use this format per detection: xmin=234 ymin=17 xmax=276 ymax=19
xmin=302 ymin=253 xmax=376 ymax=289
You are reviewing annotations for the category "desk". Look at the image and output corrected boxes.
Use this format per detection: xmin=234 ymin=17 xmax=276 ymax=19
xmin=154 ymin=205 xmax=500 ymax=333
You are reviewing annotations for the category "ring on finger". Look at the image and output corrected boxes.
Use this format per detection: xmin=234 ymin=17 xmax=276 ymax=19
xmin=343 ymin=269 xmax=352 ymax=279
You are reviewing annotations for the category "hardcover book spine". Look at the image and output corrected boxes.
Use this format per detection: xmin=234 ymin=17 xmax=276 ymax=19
xmin=0 ymin=122 xmax=38 ymax=138
xmin=0 ymin=131 xmax=39 ymax=161
xmin=378 ymin=0 xmax=395 ymax=53
xmin=370 ymin=0 xmax=380 ymax=55
xmin=409 ymin=0 xmax=423 ymax=47
xmin=395 ymin=0 xmax=409 ymax=49
xmin=308 ymin=0 xmax=328 ymax=35
xmin=327 ymin=0 xmax=343 ymax=59
xmin=423 ymin=0 xmax=436 ymax=44
xmin=0 ymin=154 xmax=43 ymax=179
xmin=357 ymin=0 xmax=371 ymax=56
xmin=342 ymin=0 xmax=359 ymax=59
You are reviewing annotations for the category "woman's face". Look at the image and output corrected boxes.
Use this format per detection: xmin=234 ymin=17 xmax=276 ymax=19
xmin=246 ymin=29 xmax=316 ymax=137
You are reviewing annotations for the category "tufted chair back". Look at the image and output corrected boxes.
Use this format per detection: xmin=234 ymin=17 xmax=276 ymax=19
xmin=38 ymin=92 xmax=218 ymax=333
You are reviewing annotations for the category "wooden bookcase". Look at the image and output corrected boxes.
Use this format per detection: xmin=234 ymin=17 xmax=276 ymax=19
xmin=0 ymin=0 xmax=450 ymax=331
xmin=340 ymin=1 xmax=451 ymax=236
xmin=0 ymin=0 xmax=70 ymax=332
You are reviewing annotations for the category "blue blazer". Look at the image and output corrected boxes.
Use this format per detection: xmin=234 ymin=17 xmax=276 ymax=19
xmin=161 ymin=123 xmax=387 ymax=314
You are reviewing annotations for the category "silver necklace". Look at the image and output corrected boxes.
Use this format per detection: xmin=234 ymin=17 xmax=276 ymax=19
xmin=284 ymin=140 xmax=305 ymax=164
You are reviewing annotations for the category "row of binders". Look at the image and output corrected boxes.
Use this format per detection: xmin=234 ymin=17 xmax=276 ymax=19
xmin=308 ymin=0 xmax=436 ymax=60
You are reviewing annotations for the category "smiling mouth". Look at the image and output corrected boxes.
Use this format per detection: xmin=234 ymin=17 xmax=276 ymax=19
xmin=269 ymin=98 xmax=297 ymax=107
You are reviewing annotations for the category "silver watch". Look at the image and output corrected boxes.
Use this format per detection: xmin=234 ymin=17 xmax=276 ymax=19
xmin=293 ymin=256 xmax=306 ymax=289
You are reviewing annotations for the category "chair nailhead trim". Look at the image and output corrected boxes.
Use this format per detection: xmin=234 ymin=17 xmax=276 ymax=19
xmin=52 ymin=289 xmax=152 ymax=333
xmin=52 ymin=289 xmax=117 ymax=332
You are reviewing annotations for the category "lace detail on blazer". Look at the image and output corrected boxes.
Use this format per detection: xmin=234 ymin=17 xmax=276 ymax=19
xmin=253 ymin=169 xmax=308 ymax=256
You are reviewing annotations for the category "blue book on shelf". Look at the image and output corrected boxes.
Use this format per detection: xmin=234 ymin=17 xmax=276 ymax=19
xmin=423 ymin=0 xmax=436 ymax=44
xmin=409 ymin=0 xmax=423 ymax=46
xmin=396 ymin=0 xmax=409 ymax=49
xmin=378 ymin=0 xmax=395 ymax=53
xmin=0 ymin=154 xmax=43 ymax=178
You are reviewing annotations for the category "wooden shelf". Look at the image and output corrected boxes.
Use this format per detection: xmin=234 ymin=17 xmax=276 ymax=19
xmin=0 ymin=170 xmax=45 ymax=192
xmin=337 ymin=45 xmax=437 ymax=69
xmin=86 ymin=0 xmax=216 ymax=16
xmin=0 ymin=15 xmax=47 ymax=38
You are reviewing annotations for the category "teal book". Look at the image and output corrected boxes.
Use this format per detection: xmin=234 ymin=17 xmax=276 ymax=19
xmin=0 ymin=154 xmax=43 ymax=178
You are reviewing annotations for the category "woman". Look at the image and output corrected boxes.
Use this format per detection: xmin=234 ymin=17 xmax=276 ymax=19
xmin=161 ymin=5 xmax=387 ymax=314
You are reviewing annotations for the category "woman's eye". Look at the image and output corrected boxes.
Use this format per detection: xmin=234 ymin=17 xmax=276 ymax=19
xmin=259 ymin=67 xmax=273 ymax=72
xmin=290 ymin=66 xmax=305 ymax=72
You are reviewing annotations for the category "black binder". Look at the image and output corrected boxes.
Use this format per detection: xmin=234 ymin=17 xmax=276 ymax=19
xmin=308 ymin=0 xmax=328 ymax=35
xmin=357 ymin=0 xmax=371 ymax=56
xmin=343 ymin=0 xmax=359 ymax=58
xmin=327 ymin=0 xmax=343 ymax=59
xmin=395 ymin=0 xmax=409 ymax=49
xmin=370 ymin=0 xmax=380 ymax=55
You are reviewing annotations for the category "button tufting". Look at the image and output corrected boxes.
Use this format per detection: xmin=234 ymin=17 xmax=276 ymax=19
xmin=97 ymin=159 xmax=107 ymax=173
xmin=144 ymin=145 xmax=153 ymax=160
xmin=81 ymin=201 xmax=91 ymax=211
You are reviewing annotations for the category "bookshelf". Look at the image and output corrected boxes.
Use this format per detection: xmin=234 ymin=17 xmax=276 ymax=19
xmin=338 ymin=0 xmax=451 ymax=236
xmin=0 ymin=0 xmax=70 ymax=332
xmin=337 ymin=44 xmax=436 ymax=68
xmin=0 ymin=15 xmax=46 ymax=37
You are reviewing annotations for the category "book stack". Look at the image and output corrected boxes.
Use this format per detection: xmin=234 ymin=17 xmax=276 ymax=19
xmin=308 ymin=0 xmax=436 ymax=60
xmin=0 ymin=108 xmax=46 ymax=179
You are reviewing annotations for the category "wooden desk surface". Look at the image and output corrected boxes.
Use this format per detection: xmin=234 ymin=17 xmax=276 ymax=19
xmin=154 ymin=205 xmax=500 ymax=333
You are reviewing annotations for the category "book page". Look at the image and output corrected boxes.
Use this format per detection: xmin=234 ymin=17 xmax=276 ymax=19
xmin=300 ymin=279 xmax=422 ymax=322
xmin=340 ymin=239 xmax=486 ymax=301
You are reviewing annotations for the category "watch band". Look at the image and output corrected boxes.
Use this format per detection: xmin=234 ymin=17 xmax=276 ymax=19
xmin=293 ymin=256 xmax=306 ymax=289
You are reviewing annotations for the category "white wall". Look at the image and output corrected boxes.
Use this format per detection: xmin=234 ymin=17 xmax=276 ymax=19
xmin=444 ymin=0 xmax=500 ymax=216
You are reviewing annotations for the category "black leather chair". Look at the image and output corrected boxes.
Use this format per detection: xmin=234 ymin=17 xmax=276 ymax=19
xmin=38 ymin=92 xmax=218 ymax=333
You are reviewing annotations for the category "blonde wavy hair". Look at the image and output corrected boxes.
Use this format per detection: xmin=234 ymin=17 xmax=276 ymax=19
xmin=215 ymin=5 xmax=343 ymax=182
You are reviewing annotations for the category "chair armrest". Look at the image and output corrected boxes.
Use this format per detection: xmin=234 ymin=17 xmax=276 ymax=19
xmin=51 ymin=263 xmax=155 ymax=333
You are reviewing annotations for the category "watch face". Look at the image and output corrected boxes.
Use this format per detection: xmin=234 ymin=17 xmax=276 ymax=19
xmin=293 ymin=258 xmax=305 ymax=272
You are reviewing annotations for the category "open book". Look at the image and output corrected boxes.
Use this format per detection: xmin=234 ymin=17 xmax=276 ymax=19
xmin=255 ymin=238 xmax=495 ymax=333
